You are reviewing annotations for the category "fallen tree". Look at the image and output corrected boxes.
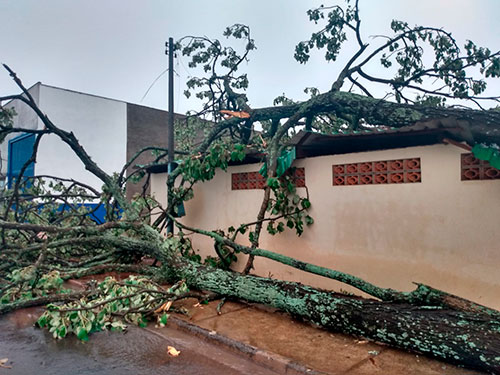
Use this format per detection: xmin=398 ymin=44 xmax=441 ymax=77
xmin=1 ymin=219 xmax=499 ymax=371
xmin=1 ymin=0 xmax=500 ymax=372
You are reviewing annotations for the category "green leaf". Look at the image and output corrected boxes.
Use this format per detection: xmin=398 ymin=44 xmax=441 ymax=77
xmin=267 ymin=177 xmax=279 ymax=189
xmin=277 ymin=222 xmax=285 ymax=232
xmin=266 ymin=222 xmax=277 ymax=235
xmin=69 ymin=312 xmax=78 ymax=321
xmin=301 ymin=199 xmax=311 ymax=209
xmin=110 ymin=321 xmax=125 ymax=332
xmin=230 ymin=151 xmax=239 ymax=161
xmin=160 ymin=313 xmax=168 ymax=325
xmin=77 ymin=328 xmax=89 ymax=342
xmin=37 ymin=315 xmax=47 ymax=328
xmin=58 ymin=326 xmax=67 ymax=338
xmin=84 ymin=320 xmax=92 ymax=333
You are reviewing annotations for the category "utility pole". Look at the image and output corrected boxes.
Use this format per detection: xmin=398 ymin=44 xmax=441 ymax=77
xmin=166 ymin=37 xmax=175 ymax=235
xmin=167 ymin=37 xmax=175 ymax=168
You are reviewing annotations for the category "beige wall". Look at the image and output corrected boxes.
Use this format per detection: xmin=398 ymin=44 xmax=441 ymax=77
xmin=151 ymin=144 xmax=500 ymax=310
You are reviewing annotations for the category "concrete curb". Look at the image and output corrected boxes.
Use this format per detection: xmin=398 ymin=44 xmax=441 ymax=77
xmin=168 ymin=316 xmax=327 ymax=375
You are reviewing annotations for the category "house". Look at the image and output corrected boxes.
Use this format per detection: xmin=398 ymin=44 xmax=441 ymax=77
xmin=150 ymin=124 xmax=500 ymax=310
xmin=1 ymin=83 xmax=185 ymax=204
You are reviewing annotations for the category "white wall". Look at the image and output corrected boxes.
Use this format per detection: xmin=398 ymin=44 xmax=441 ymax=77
xmin=35 ymin=85 xmax=127 ymax=190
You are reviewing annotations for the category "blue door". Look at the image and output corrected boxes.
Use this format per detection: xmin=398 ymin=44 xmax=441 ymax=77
xmin=7 ymin=133 xmax=36 ymax=189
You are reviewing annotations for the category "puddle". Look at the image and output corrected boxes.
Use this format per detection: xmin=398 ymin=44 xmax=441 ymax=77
xmin=0 ymin=308 xmax=277 ymax=375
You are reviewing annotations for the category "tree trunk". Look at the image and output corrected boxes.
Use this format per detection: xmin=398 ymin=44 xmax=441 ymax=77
xmin=250 ymin=91 xmax=500 ymax=144
xmin=163 ymin=256 xmax=500 ymax=374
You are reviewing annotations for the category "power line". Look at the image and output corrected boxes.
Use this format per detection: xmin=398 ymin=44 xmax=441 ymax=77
xmin=140 ymin=67 xmax=179 ymax=103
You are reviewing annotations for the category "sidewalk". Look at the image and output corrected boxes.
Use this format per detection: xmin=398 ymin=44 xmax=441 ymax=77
xmin=168 ymin=297 xmax=482 ymax=375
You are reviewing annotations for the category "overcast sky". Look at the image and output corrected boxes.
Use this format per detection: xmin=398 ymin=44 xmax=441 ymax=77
xmin=0 ymin=0 xmax=499 ymax=114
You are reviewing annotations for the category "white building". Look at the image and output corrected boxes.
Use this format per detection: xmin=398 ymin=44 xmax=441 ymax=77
xmin=1 ymin=83 xmax=180 ymax=199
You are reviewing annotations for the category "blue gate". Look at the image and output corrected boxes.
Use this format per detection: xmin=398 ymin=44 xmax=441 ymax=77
xmin=7 ymin=133 xmax=115 ymax=224
xmin=7 ymin=133 xmax=36 ymax=188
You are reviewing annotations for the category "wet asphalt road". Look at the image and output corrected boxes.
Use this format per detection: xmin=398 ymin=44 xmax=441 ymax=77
xmin=0 ymin=307 xmax=277 ymax=375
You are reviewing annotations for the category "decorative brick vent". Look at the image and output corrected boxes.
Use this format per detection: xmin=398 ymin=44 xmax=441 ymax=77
xmin=291 ymin=168 xmax=306 ymax=188
xmin=332 ymin=158 xmax=421 ymax=186
xmin=232 ymin=168 xmax=306 ymax=190
xmin=461 ymin=153 xmax=500 ymax=181
xmin=232 ymin=172 xmax=265 ymax=190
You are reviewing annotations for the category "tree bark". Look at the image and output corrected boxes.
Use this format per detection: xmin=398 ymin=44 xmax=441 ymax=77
xmin=249 ymin=91 xmax=500 ymax=144
xmin=163 ymin=256 xmax=500 ymax=374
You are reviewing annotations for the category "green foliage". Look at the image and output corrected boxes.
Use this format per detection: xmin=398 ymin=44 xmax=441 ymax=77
xmin=172 ymin=232 xmax=202 ymax=264
xmin=175 ymin=24 xmax=255 ymax=120
xmin=382 ymin=19 xmax=500 ymax=100
xmin=230 ymin=144 xmax=246 ymax=162
xmin=1 ymin=178 xmax=102 ymax=231
xmin=171 ymin=142 xmax=246 ymax=209
xmin=296 ymin=1 xmax=499 ymax=102
xmin=128 ymin=171 xmax=145 ymax=184
xmin=0 ymin=107 xmax=15 ymax=144
xmin=414 ymin=95 xmax=446 ymax=107
xmin=0 ymin=107 xmax=15 ymax=127
xmin=212 ymin=236 xmax=239 ymax=270
xmin=178 ymin=142 xmax=241 ymax=183
xmin=174 ymin=117 xmax=211 ymax=153
xmin=37 ymin=275 xmax=188 ymax=340
xmin=465 ymin=40 xmax=500 ymax=78
xmin=171 ymin=230 xmax=239 ymax=270
xmin=383 ymin=20 xmax=496 ymax=99
xmin=264 ymin=170 xmax=313 ymax=237
xmin=295 ymin=4 xmax=351 ymax=64
xmin=203 ymin=255 xmax=234 ymax=269
xmin=129 ymin=194 xmax=160 ymax=223
xmin=1 ymin=269 xmax=67 ymax=304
